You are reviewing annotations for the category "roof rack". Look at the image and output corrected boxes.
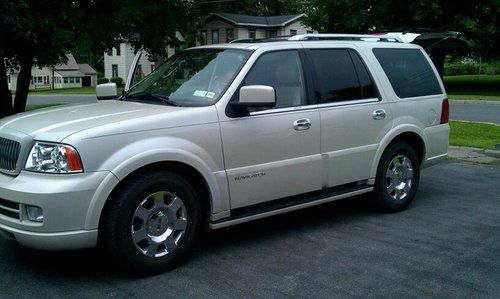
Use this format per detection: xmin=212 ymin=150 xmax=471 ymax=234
xmin=289 ymin=34 xmax=403 ymax=42
xmin=230 ymin=34 xmax=403 ymax=44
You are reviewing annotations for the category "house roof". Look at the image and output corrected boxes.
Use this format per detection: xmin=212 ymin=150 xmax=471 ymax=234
xmin=77 ymin=63 xmax=97 ymax=75
xmin=211 ymin=13 xmax=305 ymax=27
xmin=55 ymin=54 xmax=79 ymax=71
xmin=55 ymin=70 xmax=85 ymax=77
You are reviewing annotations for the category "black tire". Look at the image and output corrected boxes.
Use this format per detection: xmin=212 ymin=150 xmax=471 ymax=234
xmin=101 ymin=171 xmax=201 ymax=276
xmin=373 ymin=142 xmax=420 ymax=212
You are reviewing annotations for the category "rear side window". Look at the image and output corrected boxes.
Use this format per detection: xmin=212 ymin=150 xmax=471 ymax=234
xmin=373 ymin=48 xmax=442 ymax=98
xmin=308 ymin=49 xmax=377 ymax=103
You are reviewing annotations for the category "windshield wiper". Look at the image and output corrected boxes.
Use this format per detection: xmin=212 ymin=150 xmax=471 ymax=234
xmin=127 ymin=93 xmax=180 ymax=107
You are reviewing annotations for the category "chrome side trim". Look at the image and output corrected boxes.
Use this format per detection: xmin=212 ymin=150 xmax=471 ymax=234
xmin=249 ymin=98 xmax=380 ymax=116
xmin=209 ymin=186 xmax=373 ymax=229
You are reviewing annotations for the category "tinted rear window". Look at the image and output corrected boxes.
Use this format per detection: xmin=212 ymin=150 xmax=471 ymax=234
xmin=308 ymin=49 xmax=377 ymax=103
xmin=373 ymin=48 xmax=442 ymax=98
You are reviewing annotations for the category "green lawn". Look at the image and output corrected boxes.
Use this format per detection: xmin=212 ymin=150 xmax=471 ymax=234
xmin=26 ymin=103 xmax=63 ymax=111
xmin=444 ymin=75 xmax=500 ymax=101
xmin=449 ymin=121 xmax=500 ymax=149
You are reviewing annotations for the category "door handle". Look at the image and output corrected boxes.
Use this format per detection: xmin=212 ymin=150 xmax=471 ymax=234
xmin=293 ymin=118 xmax=311 ymax=131
xmin=372 ymin=109 xmax=386 ymax=120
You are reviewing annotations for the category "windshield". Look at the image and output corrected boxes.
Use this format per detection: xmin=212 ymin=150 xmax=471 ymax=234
xmin=125 ymin=49 xmax=250 ymax=106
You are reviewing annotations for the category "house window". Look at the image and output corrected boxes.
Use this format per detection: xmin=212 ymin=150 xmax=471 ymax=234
xmin=116 ymin=46 xmax=121 ymax=56
xmin=64 ymin=77 xmax=69 ymax=83
xmin=69 ymin=77 xmax=75 ymax=84
xmin=212 ymin=29 xmax=219 ymax=44
xmin=269 ymin=30 xmax=277 ymax=38
xmin=226 ymin=28 xmax=234 ymax=42
xmin=200 ymin=30 xmax=207 ymax=45
xmin=249 ymin=29 xmax=256 ymax=39
xmin=76 ymin=77 xmax=80 ymax=83
xmin=112 ymin=64 xmax=118 ymax=77
xmin=37 ymin=76 xmax=43 ymax=83
xmin=290 ymin=29 xmax=297 ymax=36
xmin=107 ymin=49 xmax=112 ymax=56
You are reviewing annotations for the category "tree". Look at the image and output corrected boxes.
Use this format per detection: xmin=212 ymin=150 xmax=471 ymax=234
xmin=0 ymin=0 xmax=192 ymax=119
xmin=0 ymin=0 xmax=119 ymax=118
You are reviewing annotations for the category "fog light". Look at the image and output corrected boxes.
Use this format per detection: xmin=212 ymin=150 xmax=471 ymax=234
xmin=26 ymin=205 xmax=44 ymax=222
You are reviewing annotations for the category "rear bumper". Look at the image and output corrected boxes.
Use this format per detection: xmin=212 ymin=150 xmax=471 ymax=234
xmin=423 ymin=123 xmax=450 ymax=168
xmin=0 ymin=223 xmax=97 ymax=250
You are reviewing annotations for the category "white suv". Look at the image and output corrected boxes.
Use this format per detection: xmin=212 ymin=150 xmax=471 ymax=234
xmin=0 ymin=34 xmax=449 ymax=274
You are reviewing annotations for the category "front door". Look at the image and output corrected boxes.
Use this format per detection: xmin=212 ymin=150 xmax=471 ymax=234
xmin=220 ymin=50 xmax=323 ymax=209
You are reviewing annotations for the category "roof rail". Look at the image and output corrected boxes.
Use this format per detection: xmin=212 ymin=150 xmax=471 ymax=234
xmin=229 ymin=34 xmax=404 ymax=44
xmin=288 ymin=34 xmax=403 ymax=42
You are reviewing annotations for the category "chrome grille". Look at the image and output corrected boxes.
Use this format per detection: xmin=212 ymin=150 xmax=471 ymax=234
xmin=0 ymin=137 xmax=21 ymax=171
xmin=0 ymin=198 xmax=20 ymax=219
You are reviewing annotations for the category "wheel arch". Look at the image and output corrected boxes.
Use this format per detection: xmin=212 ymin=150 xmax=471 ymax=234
xmin=370 ymin=125 xmax=427 ymax=179
xmin=97 ymin=161 xmax=212 ymax=233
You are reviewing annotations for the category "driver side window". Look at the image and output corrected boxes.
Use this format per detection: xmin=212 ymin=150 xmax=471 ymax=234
xmin=244 ymin=50 xmax=306 ymax=110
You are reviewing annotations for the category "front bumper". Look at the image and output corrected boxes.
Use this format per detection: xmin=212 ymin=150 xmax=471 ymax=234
xmin=0 ymin=170 xmax=118 ymax=250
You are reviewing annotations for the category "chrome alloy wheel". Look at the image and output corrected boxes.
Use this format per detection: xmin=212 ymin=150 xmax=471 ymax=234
xmin=131 ymin=191 xmax=187 ymax=257
xmin=385 ymin=155 xmax=414 ymax=201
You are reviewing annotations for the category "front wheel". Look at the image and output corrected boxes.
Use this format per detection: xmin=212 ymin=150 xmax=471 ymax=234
xmin=373 ymin=142 xmax=420 ymax=212
xmin=101 ymin=171 xmax=201 ymax=275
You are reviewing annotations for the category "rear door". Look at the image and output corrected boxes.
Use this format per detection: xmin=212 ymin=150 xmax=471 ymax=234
xmin=305 ymin=47 xmax=393 ymax=187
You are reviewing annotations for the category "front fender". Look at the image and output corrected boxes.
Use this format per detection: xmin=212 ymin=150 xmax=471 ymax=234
xmin=81 ymin=134 xmax=229 ymax=229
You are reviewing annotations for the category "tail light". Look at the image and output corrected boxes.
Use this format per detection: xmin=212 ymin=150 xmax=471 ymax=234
xmin=440 ymin=98 xmax=449 ymax=124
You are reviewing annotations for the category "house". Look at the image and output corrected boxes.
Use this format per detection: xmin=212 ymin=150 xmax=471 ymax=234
xmin=198 ymin=13 xmax=318 ymax=44
xmin=104 ymin=32 xmax=183 ymax=84
xmin=7 ymin=54 xmax=97 ymax=91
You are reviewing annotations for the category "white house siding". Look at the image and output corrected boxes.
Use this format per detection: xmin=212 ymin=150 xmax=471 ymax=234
xmin=284 ymin=20 xmax=317 ymax=36
xmin=104 ymin=42 xmax=154 ymax=83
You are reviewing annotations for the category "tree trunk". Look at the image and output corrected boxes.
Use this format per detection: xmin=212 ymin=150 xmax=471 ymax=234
xmin=13 ymin=56 xmax=33 ymax=114
xmin=0 ymin=58 xmax=13 ymax=118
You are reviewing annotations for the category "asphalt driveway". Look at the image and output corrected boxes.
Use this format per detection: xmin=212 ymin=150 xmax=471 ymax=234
xmin=0 ymin=159 xmax=498 ymax=298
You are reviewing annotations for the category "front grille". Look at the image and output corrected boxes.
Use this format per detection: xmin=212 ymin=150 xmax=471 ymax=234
xmin=0 ymin=198 xmax=20 ymax=220
xmin=0 ymin=137 xmax=21 ymax=171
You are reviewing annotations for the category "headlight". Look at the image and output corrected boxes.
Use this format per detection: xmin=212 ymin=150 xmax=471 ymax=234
xmin=25 ymin=142 xmax=83 ymax=173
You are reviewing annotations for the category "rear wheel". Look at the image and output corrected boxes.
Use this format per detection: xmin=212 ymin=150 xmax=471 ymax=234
xmin=101 ymin=171 xmax=201 ymax=275
xmin=373 ymin=142 xmax=420 ymax=212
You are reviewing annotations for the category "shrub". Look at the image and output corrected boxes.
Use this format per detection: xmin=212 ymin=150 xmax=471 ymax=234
xmin=97 ymin=77 xmax=109 ymax=84
xmin=444 ymin=61 xmax=500 ymax=76
xmin=110 ymin=76 xmax=123 ymax=87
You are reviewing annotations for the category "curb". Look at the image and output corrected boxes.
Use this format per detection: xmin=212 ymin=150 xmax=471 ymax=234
xmin=449 ymin=145 xmax=500 ymax=159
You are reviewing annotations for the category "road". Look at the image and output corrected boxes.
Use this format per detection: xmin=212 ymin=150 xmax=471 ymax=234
xmin=26 ymin=95 xmax=97 ymax=105
xmin=26 ymin=95 xmax=500 ymax=124
xmin=450 ymin=101 xmax=500 ymax=124
xmin=0 ymin=159 xmax=498 ymax=298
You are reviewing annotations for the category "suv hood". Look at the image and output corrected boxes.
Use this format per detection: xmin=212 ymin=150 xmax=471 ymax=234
xmin=0 ymin=100 xmax=209 ymax=142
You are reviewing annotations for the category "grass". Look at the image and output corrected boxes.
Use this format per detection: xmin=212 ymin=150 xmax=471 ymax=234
xmin=25 ymin=103 xmax=63 ymax=111
xmin=449 ymin=121 xmax=500 ymax=149
xmin=444 ymin=75 xmax=500 ymax=101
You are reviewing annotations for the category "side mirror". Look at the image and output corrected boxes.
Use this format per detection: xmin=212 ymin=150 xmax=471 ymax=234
xmin=235 ymin=85 xmax=276 ymax=107
xmin=96 ymin=83 xmax=118 ymax=100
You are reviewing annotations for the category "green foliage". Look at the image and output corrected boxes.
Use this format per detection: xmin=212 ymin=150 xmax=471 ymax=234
xmin=444 ymin=61 xmax=500 ymax=76
xmin=97 ymin=77 xmax=110 ymax=84
xmin=110 ymin=77 xmax=124 ymax=87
